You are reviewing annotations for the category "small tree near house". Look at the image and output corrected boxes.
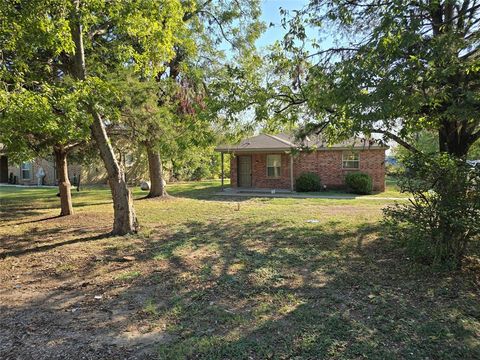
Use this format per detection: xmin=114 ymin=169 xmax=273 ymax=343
xmin=0 ymin=86 xmax=90 ymax=216
xmin=113 ymin=0 xmax=263 ymax=198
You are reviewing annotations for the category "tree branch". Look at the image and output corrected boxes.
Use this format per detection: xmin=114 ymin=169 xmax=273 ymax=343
xmin=198 ymin=10 xmax=235 ymax=47
xmin=306 ymin=47 xmax=359 ymax=59
xmin=274 ymin=98 xmax=306 ymax=114
xmin=64 ymin=141 xmax=86 ymax=152
xmin=372 ymin=129 xmax=420 ymax=153
xmin=183 ymin=0 xmax=213 ymax=21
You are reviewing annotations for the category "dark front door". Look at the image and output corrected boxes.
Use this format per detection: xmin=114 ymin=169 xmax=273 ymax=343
xmin=0 ymin=156 xmax=8 ymax=183
xmin=238 ymin=155 xmax=252 ymax=187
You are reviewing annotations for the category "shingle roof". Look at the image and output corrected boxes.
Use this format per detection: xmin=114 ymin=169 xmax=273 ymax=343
xmin=215 ymin=133 xmax=388 ymax=153
xmin=215 ymin=134 xmax=295 ymax=153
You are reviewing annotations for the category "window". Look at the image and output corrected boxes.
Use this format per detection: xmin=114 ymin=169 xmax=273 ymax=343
xmin=342 ymin=152 xmax=360 ymax=169
xmin=21 ymin=162 xmax=32 ymax=180
xmin=124 ymin=153 xmax=134 ymax=167
xmin=267 ymin=154 xmax=281 ymax=178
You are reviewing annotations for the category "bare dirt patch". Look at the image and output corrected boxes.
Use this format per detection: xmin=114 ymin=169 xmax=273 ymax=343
xmin=0 ymin=208 xmax=168 ymax=359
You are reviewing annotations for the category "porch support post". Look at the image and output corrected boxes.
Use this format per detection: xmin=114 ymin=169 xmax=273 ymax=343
xmin=290 ymin=153 xmax=294 ymax=192
xmin=221 ymin=152 xmax=224 ymax=191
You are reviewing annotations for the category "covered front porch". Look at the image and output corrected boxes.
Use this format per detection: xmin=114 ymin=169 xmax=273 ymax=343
xmin=221 ymin=186 xmax=294 ymax=194
xmin=218 ymin=151 xmax=295 ymax=192
xmin=215 ymin=134 xmax=298 ymax=192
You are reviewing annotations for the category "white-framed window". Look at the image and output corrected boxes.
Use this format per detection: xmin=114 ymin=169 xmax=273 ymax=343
xmin=21 ymin=162 xmax=32 ymax=180
xmin=342 ymin=152 xmax=360 ymax=169
xmin=266 ymin=154 xmax=281 ymax=178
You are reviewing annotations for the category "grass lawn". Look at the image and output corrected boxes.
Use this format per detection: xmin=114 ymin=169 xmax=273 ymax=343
xmin=0 ymin=181 xmax=479 ymax=359
xmin=294 ymin=176 xmax=410 ymax=199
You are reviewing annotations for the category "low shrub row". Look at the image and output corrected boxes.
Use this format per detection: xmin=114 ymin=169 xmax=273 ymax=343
xmin=295 ymin=171 xmax=373 ymax=194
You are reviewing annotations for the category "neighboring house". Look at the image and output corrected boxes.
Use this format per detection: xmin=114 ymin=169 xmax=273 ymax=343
xmin=385 ymin=155 xmax=398 ymax=166
xmin=0 ymin=154 xmax=82 ymax=186
xmin=215 ymin=133 xmax=388 ymax=192
xmin=0 ymin=144 xmax=139 ymax=186
xmin=0 ymin=143 xmax=82 ymax=186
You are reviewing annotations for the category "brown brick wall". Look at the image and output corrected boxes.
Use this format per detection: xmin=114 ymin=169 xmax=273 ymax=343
xmin=251 ymin=153 xmax=291 ymax=189
xmin=230 ymin=153 xmax=291 ymax=189
xmin=293 ymin=149 xmax=386 ymax=191
xmin=229 ymin=149 xmax=386 ymax=192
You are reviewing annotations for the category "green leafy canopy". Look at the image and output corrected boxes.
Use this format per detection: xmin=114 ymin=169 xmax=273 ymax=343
xmin=251 ymin=1 xmax=480 ymax=156
xmin=0 ymin=0 xmax=189 ymax=160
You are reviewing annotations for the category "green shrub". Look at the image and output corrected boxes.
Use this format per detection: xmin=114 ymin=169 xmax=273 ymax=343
xmin=345 ymin=172 xmax=373 ymax=194
xmin=383 ymin=153 xmax=480 ymax=269
xmin=295 ymin=172 xmax=322 ymax=192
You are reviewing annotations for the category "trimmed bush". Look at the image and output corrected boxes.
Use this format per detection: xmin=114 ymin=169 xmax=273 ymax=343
xmin=295 ymin=172 xmax=322 ymax=192
xmin=345 ymin=172 xmax=373 ymax=194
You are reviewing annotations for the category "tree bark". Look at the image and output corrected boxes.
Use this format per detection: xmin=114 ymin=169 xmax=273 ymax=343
xmin=70 ymin=0 xmax=138 ymax=234
xmin=91 ymin=110 xmax=139 ymax=234
xmin=54 ymin=147 xmax=73 ymax=216
xmin=146 ymin=147 xmax=168 ymax=198
xmin=438 ymin=122 xmax=471 ymax=158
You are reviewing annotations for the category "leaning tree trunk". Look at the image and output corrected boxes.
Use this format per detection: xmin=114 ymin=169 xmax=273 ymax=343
xmin=146 ymin=147 xmax=168 ymax=198
xmin=70 ymin=0 xmax=138 ymax=235
xmin=54 ymin=147 xmax=73 ymax=216
xmin=91 ymin=111 xmax=139 ymax=234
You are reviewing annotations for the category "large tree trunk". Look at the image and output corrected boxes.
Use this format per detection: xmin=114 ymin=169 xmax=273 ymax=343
xmin=146 ymin=147 xmax=168 ymax=198
xmin=91 ymin=111 xmax=139 ymax=234
xmin=70 ymin=0 xmax=138 ymax=235
xmin=54 ymin=147 xmax=73 ymax=216
xmin=438 ymin=121 xmax=471 ymax=158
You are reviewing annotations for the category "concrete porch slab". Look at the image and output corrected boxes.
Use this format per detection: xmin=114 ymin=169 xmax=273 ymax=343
xmin=230 ymin=187 xmax=293 ymax=194
xmin=216 ymin=188 xmax=408 ymax=201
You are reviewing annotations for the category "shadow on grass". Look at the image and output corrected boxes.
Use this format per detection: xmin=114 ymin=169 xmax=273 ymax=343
xmin=0 ymin=186 xmax=113 ymax=223
xmin=144 ymin=221 xmax=477 ymax=359
xmin=0 ymin=199 xmax=113 ymax=225
xmin=0 ymin=232 xmax=111 ymax=260
xmin=1 ymin=216 xmax=478 ymax=359
xmin=0 ymin=215 xmax=63 ymax=229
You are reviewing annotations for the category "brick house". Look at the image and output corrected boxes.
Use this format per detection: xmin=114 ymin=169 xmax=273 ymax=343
xmin=215 ymin=133 xmax=388 ymax=192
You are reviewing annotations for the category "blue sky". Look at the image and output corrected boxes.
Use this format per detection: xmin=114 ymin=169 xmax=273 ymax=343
xmin=257 ymin=0 xmax=310 ymax=49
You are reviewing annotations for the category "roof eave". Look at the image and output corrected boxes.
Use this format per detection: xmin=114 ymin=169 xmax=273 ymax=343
xmin=215 ymin=146 xmax=389 ymax=153
xmin=215 ymin=147 xmax=292 ymax=153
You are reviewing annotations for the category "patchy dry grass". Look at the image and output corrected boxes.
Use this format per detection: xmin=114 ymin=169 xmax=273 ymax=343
xmin=0 ymin=181 xmax=479 ymax=359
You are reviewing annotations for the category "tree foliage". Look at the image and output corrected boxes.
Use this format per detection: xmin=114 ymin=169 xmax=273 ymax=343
xmin=110 ymin=0 xmax=263 ymax=196
xmin=254 ymin=1 xmax=480 ymax=156
xmin=392 ymin=131 xmax=480 ymax=162
xmin=384 ymin=154 xmax=480 ymax=269
xmin=0 ymin=0 xmax=189 ymax=232
xmin=0 ymin=84 xmax=89 ymax=162
xmin=261 ymin=1 xmax=480 ymax=268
